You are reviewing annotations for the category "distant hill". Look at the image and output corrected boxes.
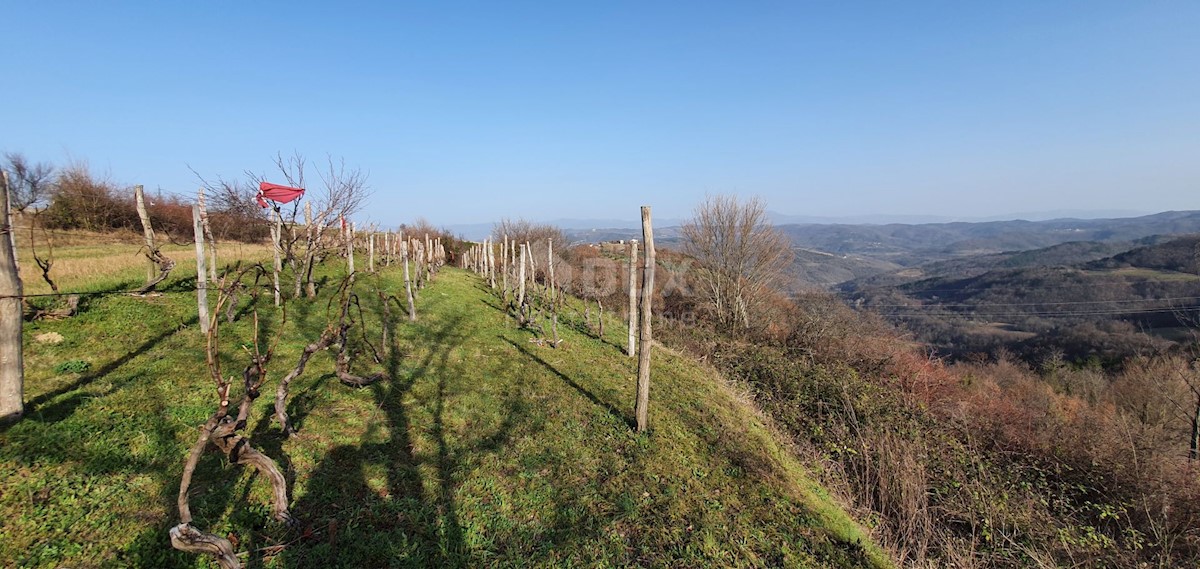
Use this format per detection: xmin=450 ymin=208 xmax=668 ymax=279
xmin=843 ymin=238 xmax=1164 ymax=290
xmin=788 ymin=249 xmax=901 ymax=291
xmin=779 ymin=210 xmax=1200 ymax=268
xmin=464 ymin=211 xmax=1200 ymax=290
xmin=1086 ymin=234 xmax=1200 ymax=274
xmin=843 ymin=234 xmax=1200 ymax=363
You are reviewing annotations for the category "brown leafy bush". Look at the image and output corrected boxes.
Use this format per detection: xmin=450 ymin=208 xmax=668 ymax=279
xmin=42 ymin=163 xmax=138 ymax=232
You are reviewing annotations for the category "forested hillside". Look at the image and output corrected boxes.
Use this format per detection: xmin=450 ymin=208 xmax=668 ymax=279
xmin=844 ymin=234 xmax=1200 ymax=364
xmin=778 ymin=211 xmax=1200 ymax=269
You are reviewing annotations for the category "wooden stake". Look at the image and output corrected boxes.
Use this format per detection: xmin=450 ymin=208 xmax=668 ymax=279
xmin=347 ymin=223 xmax=356 ymax=274
xmin=627 ymin=240 xmax=638 ymax=357
xmin=547 ymin=238 xmax=555 ymax=304
xmin=193 ymin=205 xmax=210 ymax=334
xmin=0 ymin=171 xmax=25 ymax=423
xmin=272 ymin=208 xmax=283 ymax=306
xmin=635 ymin=206 xmax=656 ymax=433
xmin=134 ymin=185 xmax=156 ymax=282
xmin=402 ymin=234 xmax=416 ymax=321
xmin=518 ymin=243 xmax=527 ymax=308
xmin=196 ymin=189 xmax=217 ymax=281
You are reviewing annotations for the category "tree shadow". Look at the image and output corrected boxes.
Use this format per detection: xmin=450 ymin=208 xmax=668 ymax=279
xmin=501 ymin=336 xmax=634 ymax=430
xmin=13 ymin=314 xmax=200 ymax=431
xmin=274 ymin=302 xmax=474 ymax=566
xmin=13 ymin=288 xmax=273 ymax=433
xmin=559 ymin=307 xmax=628 ymax=355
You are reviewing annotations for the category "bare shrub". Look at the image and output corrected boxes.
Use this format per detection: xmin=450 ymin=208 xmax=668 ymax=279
xmin=681 ymin=195 xmax=792 ymax=333
xmin=42 ymin=162 xmax=138 ymax=232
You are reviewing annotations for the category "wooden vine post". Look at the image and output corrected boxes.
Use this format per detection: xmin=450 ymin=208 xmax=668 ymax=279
xmin=193 ymin=204 xmax=210 ymax=334
xmin=635 ymin=206 xmax=656 ymax=433
xmin=424 ymin=234 xmax=432 ymax=282
xmin=347 ymin=222 xmax=356 ymax=274
xmin=518 ymin=243 xmax=527 ymax=308
xmin=271 ymin=207 xmax=283 ymax=306
xmin=547 ymin=238 xmax=555 ymax=304
xmin=627 ymin=239 xmax=638 ymax=357
xmin=488 ymin=240 xmax=497 ymax=289
xmin=196 ymin=189 xmax=217 ymax=281
xmin=134 ymin=185 xmax=156 ymax=282
xmin=501 ymin=234 xmax=509 ymax=301
xmin=402 ymin=234 xmax=416 ymax=321
xmin=134 ymin=185 xmax=175 ymax=294
xmin=0 ymin=171 xmax=24 ymax=423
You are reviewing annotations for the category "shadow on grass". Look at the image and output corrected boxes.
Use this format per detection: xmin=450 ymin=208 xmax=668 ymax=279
xmin=273 ymin=293 xmax=529 ymax=567
xmin=558 ymin=306 xmax=628 ymax=356
xmin=16 ymin=287 xmax=270 ymax=432
xmin=502 ymin=336 xmax=635 ymax=430
xmin=15 ymin=313 xmax=200 ymax=430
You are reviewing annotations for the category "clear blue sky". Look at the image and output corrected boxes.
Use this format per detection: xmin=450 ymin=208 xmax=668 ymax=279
xmin=3 ymin=1 xmax=1197 ymax=227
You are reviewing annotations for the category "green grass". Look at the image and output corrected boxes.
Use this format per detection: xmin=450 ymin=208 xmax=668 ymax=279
xmin=2 ymin=260 xmax=887 ymax=568
xmin=1089 ymin=267 xmax=1200 ymax=282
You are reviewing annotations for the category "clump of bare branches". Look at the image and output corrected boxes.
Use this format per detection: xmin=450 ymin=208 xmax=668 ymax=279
xmin=3 ymin=152 xmax=54 ymax=213
xmin=174 ymin=264 xmax=393 ymax=568
xmin=250 ymin=152 xmax=373 ymax=300
xmin=681 ymin=195 xmax=793 ymax=333
xmin=171 ymin=264 xmax=289 ymax=568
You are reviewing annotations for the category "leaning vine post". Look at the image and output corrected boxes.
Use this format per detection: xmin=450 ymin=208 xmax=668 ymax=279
xmin=635 ymin=206 xmax=655 ymax=433
xmin=134 ymin=185 xmax=155 ymax=282
xmin=0 ymin=171 xmax=24 ymax=424
xmin=627 ymin=239 xmax=638 ymax=357
xmin=134 ymin=185 xmax=175 ymax=295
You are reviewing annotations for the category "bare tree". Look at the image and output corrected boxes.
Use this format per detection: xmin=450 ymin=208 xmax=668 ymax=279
xmin=199 ymin=152 xmax=371 ymax=298
xmin=3 ymin=152 xmax=54 ymax=212
xmin=680 ymin=195 xmax=793 ymax=332
xmin=194 ymin=173 xmax=267 ymax=242
xmin=257 ymin=153 xmax=371 ymax=299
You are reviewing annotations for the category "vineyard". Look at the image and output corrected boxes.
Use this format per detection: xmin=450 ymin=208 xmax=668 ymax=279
xmin=0 ymin=223 xmax=884 ymax=568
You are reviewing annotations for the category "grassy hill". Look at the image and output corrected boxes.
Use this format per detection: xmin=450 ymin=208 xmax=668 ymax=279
xmin=1 ymin=252 xmax=887 ymax=567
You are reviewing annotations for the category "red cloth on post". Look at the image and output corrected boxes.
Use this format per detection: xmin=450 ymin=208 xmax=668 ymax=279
xmin=256 ymin=182 xmax=305 ymax=208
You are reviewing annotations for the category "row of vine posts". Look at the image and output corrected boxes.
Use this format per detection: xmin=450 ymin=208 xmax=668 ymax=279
xmin=2 ymin=169 xmax=451 ymax=566
xmin=171 ymin=190 xmax=448 ymax=568
xmin=459 ymin=206 xmax=656 ymax=432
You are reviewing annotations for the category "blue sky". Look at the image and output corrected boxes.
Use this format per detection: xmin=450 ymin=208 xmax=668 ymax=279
xmin=3 ymin=1 xmax=1197 ymax=227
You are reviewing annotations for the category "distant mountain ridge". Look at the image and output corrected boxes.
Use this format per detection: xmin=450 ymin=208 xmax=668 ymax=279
xmin=778 ymin=210 xmax=1200 ymax=271
xmin=446 ymin=209 xmax=1161 ymax=242
xmin=839 ymin=233 xmax=1200 ymax=363
xmin=451 ymin=210 xmax=1200 ymax=289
